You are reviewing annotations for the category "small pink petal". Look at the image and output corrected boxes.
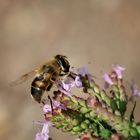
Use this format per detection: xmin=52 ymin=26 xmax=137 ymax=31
xmin=56 ymin=80 xmax=72 ymax=96
xmin=77 ymin=67 xmax=89 ymax=76
xmin=62 ymin=81 xmax=75 ymax=91
xmin=75 ymin=76 xmax=82 ymax=87
xmin=112 ymin=64 xmax=125 ymax=79
xmin=35 ymin=123 xmax=51 ymax=140
xmin=103 ymin=73 xmax=114 ymax=85
xmin=43 ymin=104 xmax=52 ymax=113
xmin=42 ymin=123 xmax=50 ymax=134
xmin=59 ymin=88 xmax=72 ymax=96
xmin=35 ymin=132 xmax=46 ymax=140
xmin=53 ymin=100 xmax=60 ymax=107
xmin=77 ymin=67 xmax=95 ymax=82
xmin=53 ymin=100 xmax=66 ymax=109
xmin=64 ymin=76 xmax=75 ymax=84
xmin=35 ymin=122 xmax=52 ymax=140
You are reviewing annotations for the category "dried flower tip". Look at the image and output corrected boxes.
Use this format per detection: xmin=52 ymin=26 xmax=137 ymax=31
xmin=80 ymin=132 xmax=92 ymax=140
xmin=110 ymin=71 xmax=117 ymax=79
xmin=111 ymin=134 xmax=121 ymax=140
xmin=87 ymin=96 xmax=98 ymax=108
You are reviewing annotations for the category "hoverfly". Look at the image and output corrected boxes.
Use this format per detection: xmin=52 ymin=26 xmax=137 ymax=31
xmin=11 ymin=55 xmax=70 ymax=104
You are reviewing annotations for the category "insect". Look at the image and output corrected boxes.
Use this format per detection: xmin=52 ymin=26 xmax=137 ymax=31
xmin=11 ymin=55 xmax=70 ymax=104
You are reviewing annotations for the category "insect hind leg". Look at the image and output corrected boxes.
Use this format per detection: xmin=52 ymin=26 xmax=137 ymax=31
xmin=48 ymin=95 xmax=54 ymax=113
xmin=46 ymin=82 xmax=53 ymax=91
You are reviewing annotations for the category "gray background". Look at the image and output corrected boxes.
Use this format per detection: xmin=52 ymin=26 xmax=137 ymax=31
xmin=0 ymin=0 xmax=140 ymax=140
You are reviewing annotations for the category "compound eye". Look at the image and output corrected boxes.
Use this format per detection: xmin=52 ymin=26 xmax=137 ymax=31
xmin=60 ymin=58 xmax=70 ymax=72
xmin=64 ymin=64 xmax=70 ymax=73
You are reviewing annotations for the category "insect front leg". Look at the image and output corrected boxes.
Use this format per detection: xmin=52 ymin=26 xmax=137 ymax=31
xmin=48 ymin=95 xmax=54 ymax=113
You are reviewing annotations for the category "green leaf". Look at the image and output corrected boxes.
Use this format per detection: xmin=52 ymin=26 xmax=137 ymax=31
xmin=89 ymin=110 xmax=96 ymax=117
xmin=80 ymin=107 xmax=89 ymax=113
xmin=120 ymin=101 xmax=127 ymax=111
xmin=84 ymin=119 xmax=90 ymax=125
xmin=93 ymin=85 xmax=100 ymax=94
xmin=136 ymin=125 xmax=140 ymax=134
xmin=100 ymin=90 xmax=111 ymax=106
xmin=78 ymin=100 xmax=86 ymax=107
xmin=62 ymin=125 xmax=73 ymax=132
xmin=115 ymin=124 xmax=123 ymax=131
xmin=112 ymin=85 xmax=119 ymax=93
xmin=80 ymin=122 xmax=88 ymax=129
xmin=72 ymin=119 xmax=79 ymax=126
xmin=122 ymin=130 xmax=129 ymax=138
xmin=85 ymin=113 xmax=90 ymax=118
xmin=55 ymin=123 xmax=63 ymax=129
xmin=130 ymin=128 xmax=139 ymax=137
xmin=99 ymin=129 xmax=111 ymax=139
xmin=72 ymin=126 xmax=82 ymax=132
xmin=70 ymin=96 xmax=79 ymax=105
xmin=110 ymin=100 xmax=118 ymax=111
xmin=117 ymin=100 xmax=127 ymax=115
xmin=91 ymin=123 xmax=98 ymax=131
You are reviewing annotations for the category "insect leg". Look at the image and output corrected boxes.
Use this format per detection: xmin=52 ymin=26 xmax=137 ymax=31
xmin=48 ymin=95 xmax=54 ymax=113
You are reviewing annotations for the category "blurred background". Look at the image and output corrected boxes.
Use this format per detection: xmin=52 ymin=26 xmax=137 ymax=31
xmin=0 ymin=0 xmax=140 ymax=140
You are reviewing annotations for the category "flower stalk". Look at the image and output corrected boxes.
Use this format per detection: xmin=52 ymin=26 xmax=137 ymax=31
xmin=34 ymin=65 xmax=140 ymax=140
xmin=54 ymin=92 xmax=139 ymax=139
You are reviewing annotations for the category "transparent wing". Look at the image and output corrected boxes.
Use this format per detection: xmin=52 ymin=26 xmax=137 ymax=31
xmin=10 ymin=69 xmax=39 ymax=86
xmin=10 ymin=61 xmax=51 ymax=86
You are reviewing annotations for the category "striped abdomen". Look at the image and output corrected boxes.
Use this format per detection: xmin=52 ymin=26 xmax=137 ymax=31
xmin=31 ymin=74 xmax=53 ymax=103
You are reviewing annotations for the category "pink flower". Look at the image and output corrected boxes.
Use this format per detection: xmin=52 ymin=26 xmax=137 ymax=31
xmin=112 ymin=64 xmax=125 ymax=79
xmin=59 ymin=76 xmax=83 ymax=93
xmin=56 ymin=67 xmax=94 ymax=95
xmin=43 ymin=100 xmax=66 ymax=113
xmin=62 ymin=80 xmax=75 ymax=91
xmin=56 ymin=75 xmax=82 ymax=96
xmin=58 ymin=83 xmax=72 ymax=96
xmin=35 ymin=122 xmax=52 ymax=140
xmin=56 ymin=80 xmax=72 ymax=96
xmin=103 ymin=73 xmax=114 ymax=88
